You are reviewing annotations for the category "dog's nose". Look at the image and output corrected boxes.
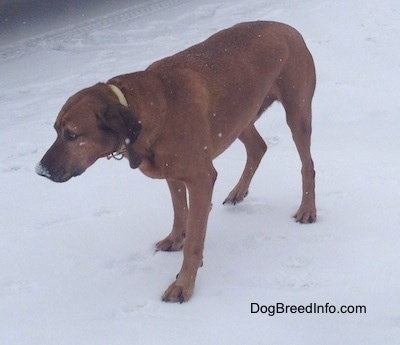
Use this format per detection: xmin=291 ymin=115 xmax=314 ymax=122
xmin=35 ymin=162 xmax=51 ymax=178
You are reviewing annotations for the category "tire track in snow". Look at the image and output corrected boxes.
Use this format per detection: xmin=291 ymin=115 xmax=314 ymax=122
xmin=0 ymin=0 xmax=191 ymax=62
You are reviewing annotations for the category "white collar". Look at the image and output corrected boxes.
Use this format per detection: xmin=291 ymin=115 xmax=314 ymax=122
xmin=108 ymin=84 xmax=128 ymax=107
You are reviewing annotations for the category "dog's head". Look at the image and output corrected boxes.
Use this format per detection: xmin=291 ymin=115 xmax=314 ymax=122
xmin=36 ymin=83 xmax=142 ymax=182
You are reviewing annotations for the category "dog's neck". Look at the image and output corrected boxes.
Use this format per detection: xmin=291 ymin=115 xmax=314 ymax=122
xmin=106 ymin=84 xmax=129 ymax=160
xmin=106 ymin=76 xmax=166 ymax=166
xmin=108 ymin=84 xmax=128 ymax=107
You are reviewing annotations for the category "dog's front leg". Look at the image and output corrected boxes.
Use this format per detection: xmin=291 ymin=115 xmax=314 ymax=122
xmin=156 ymin=180 xmax=188 ymax=252
xmin=162 ymin=167 xmax=217 ymax=303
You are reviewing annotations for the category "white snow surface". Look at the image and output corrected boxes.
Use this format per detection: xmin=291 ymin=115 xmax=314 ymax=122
xmin=1 ymin=0 xmax=400 ymax=344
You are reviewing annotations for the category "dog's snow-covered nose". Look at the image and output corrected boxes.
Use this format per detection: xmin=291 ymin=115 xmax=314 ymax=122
xmin=35 ymin=162 xmax=51 ymax=179
xmin=35 ymin=159 xmax=83 ymax=183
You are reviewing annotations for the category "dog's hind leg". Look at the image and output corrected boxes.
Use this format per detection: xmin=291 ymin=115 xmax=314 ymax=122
xmin=156 ymin=180 xmax=188 ymax=251
xmin=284 ymin=101 xmax=316 ymax=223
xmin=223 ymin=124 xmax=267 ymax=205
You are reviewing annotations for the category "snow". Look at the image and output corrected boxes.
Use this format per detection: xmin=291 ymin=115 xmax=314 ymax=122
xmin=1 ymin=0 xmax=400 ymax=344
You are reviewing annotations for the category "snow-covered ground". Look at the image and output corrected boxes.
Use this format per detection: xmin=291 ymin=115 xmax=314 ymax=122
xmin=1 ymin=0 xmax=399 ymax=344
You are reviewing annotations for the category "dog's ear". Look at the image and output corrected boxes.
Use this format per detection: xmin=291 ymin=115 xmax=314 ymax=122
xmin=99 ymin=104 xmax=143 ymax=169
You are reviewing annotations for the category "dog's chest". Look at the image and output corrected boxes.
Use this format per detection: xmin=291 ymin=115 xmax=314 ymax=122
xmin=138 ymin=157 xmax=165 ymax=179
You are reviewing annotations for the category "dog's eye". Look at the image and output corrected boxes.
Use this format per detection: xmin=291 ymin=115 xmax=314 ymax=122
xmin=65 ymin=131 xmax=78 ymax=141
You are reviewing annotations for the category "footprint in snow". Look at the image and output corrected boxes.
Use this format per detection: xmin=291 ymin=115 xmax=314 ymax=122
xmin=0 ymin=280 xmax=35 ymax=298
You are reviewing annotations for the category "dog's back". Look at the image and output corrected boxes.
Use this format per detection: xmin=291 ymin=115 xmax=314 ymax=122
xmin=148 ymin=21 xmax=315 ymax=90
xmin=147 ymin=21 xmax=316 ymax=157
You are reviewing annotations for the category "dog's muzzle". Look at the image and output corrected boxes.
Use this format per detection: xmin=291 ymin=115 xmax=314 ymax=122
xmin=35 ymin=161 xmax=84 ymax=183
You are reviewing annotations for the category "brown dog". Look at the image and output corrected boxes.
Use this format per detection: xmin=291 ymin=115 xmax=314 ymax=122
xmin=36 ymin=21 xmax=316 ymax=302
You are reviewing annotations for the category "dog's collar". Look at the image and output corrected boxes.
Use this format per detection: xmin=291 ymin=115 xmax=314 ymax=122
xmin=106 ymin=84 xmax=128 ymax=160
xmin=108 ymin=84 xmax=128 ymax=107
xmin=107 ymin=144 xmax=126 ymax=161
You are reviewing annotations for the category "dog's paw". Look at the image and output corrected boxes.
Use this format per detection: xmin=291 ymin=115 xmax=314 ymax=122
xmin=294 ymin=206 xmax=317 ymax=223
xmin=156 ymin=236 xmax=184 ymax=252
xmin=162 ymin=281 xmax=193 ymax=303
xmin=223 ymin=189 xmax=249 ymax=205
